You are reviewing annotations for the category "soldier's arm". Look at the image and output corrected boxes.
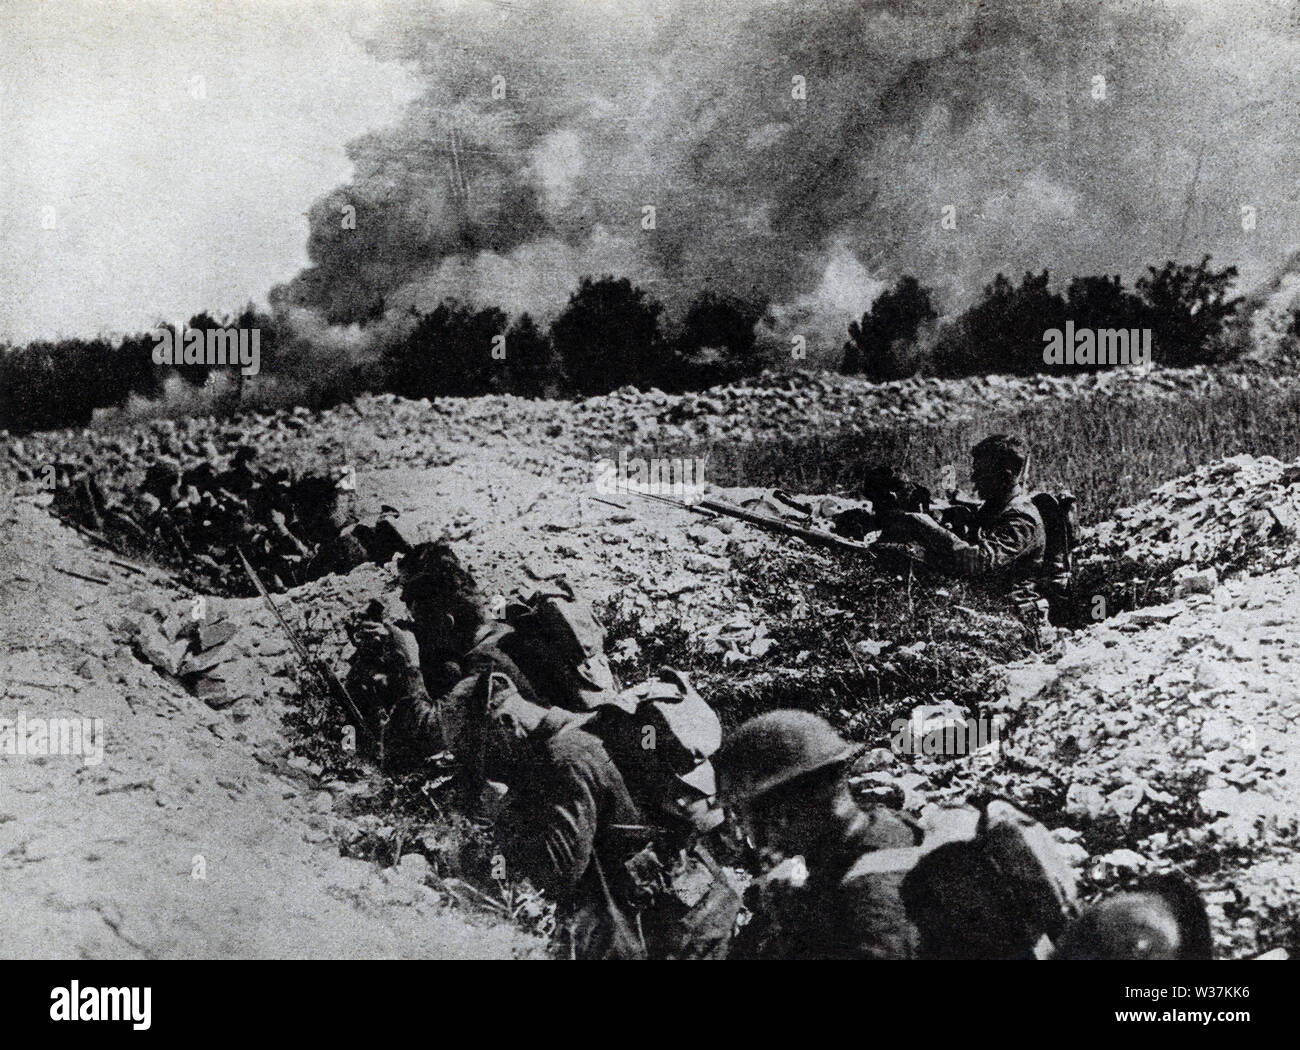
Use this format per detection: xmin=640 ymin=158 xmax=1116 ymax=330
xmin=507 ymin=753 xmax=603 ymax=899
xmin=880 ymin=510 xmax=964 ymax=554
xmin=885 ymin=508 xmax=1038 ymax=577
xmin=943 ymin=510 xmax=1042 ymax=576
xmin=379 ymin=667 xmax=446 ymax=766
xmin=369 ymin=624 xmax=456 ymax=759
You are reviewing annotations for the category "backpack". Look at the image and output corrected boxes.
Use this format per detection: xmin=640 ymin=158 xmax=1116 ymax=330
xmin=1030 ymin=490 xmax=1077 ymax=582
xmin=594 ymin=667 xmax=724 ymax=833
xmin=976 ymin=800 xmax=1078 ymax=943
xmin=900 ymin=799 xmax=1078 ymax=958
xmin=502 ymin=579 xmax=619 ymax=711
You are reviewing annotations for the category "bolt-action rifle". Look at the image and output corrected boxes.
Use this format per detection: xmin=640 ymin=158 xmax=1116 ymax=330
xmin=627 ymin=489 xmax=879 ymax=555
xmin=236 ymin=547 xmax=372 ymax=746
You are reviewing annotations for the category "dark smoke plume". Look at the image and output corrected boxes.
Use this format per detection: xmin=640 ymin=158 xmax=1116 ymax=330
xmin=273 ymin=0 xmax=1300 ymax=364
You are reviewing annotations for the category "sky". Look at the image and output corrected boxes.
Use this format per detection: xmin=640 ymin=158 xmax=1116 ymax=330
xmin=1 ymin=0 xmax=1298 ymax=353
xmin=0 ymin=0 xmax=420 ymax=343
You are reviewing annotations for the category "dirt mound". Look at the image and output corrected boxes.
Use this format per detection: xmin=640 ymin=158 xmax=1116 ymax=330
xmin=1081 ymin=453 xmax=1300 ymax=576
xmin=0 ymin=495 xmax=543 ymax=959
xmin=10 ymin=351 xmax=1300 ymax=482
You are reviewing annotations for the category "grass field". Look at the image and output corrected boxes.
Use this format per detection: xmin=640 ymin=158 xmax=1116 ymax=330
xmin=670 ymin=383 xmax=1300 ymax=526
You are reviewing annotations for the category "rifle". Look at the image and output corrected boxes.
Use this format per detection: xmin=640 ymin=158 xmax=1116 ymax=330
xmin=627 ymin=490 xmax=878 ymax=556
xmin=236 ymin=547 xmax=373 ymax=745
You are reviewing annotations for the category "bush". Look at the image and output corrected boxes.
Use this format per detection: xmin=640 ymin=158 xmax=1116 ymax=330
xmin=550 ymin=276 xmax=668 ymax=395
xmin=841 ymin=275 xmax=937 ymax=381
xmin=383 ymin=301 xmax=508 ymax=399
xmin=673 ymin=291 xmax=768 ymax=389
xmin=1137 ymin=256 xmax=1243 ymax=366
xmin=923 ymin=259 xmax=1245 ymax=379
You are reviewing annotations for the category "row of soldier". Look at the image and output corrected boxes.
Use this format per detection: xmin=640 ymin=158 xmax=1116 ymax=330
xmin=344 ymin=427 xmax=1209 ymax=959
xmin=46 ymin=444 xmax=406 ymax=594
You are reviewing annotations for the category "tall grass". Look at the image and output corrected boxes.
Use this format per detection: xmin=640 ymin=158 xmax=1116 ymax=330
xmin=653 ymin=385 xmax=1300 ymax=524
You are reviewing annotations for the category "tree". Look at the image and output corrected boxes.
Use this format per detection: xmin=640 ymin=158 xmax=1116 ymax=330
xmin=675 ymin=291 xmax=767 ymax=389
xmin=1136 ymin=256 xmax=1242 ymax=366
xmin=550 ymin=276 xmax=667 ymax=395
xmin=1050 ymin=274 xmax=1150 ymax=374
xmin=116 ymin=332 xmax=166 ymax=402
xmin=932 ymin=271 xmax=1066 ymax=378
xmin=383 ymin=300 xmax=508 ymax=399
xmin=172 ymin=311 xmax=223 ymax=387
xmin=841 ymin=275 xmax=936 ymax=381
xmin=501 ymin=313 xmax=563 ymax=397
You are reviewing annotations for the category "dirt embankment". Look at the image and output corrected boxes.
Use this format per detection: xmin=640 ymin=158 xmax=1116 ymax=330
xmin=0 ymin=495 xmax=543 ymax=959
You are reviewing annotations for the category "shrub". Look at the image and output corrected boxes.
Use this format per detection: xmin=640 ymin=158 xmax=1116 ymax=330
xmin=550 ymin=276 xmax=668 ymax=395
xmin=841 ymin=275 xmax=937 ymax=381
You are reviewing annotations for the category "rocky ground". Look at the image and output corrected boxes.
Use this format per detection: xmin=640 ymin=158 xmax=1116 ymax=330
xmin=997 ymin=565 xmax=1300 ymax=959
xmin=3 ymin=347 xmax=1298 ymax=958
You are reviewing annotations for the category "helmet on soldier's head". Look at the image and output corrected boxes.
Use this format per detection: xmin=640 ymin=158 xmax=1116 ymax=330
xmin=715 ymin=710 xmax=858 ymax=806
xmin=1055 ymin=877 xmax=1211 ymax=960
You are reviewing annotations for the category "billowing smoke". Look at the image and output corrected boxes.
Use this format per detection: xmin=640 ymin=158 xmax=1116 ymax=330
xmin=272 ymin=0 xmax=1300 ymax=365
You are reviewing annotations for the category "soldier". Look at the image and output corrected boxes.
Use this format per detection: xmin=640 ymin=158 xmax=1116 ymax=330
xmin=472 ymin=677 xmax=650 ymax=959
xmin=215 ymin=444 xmax=259 ymax=499
xmin=462 ymin=672 xmax=739 ymax=960
xmin=1054 ymin=877 xmax=1212 ymax=960
xmin=715 ymin=710 xmax=921 ymax=959
xmin=878 ymin=434 xmax=1046 ymax=582
xmin=355 ymin=542 xmax=740 ymax=957
xmin=50 ymin=459 xmax=106 ymax=532
xmin=349 ymin=541 xmax=546 ymax=769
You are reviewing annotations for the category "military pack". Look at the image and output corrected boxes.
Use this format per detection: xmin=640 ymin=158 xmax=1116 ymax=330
xmin=501 ymin=579 xmax=620 ymax=710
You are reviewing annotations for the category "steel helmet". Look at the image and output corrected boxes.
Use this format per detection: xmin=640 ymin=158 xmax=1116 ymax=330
xmin=715 ymin=710 xmax=858 ymax=805
xmin=1055 ymin=877 xmax=1212 ymax=960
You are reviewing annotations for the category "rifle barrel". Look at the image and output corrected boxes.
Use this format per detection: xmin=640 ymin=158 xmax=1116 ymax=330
xmin=627 ymin=489 xmax=875 ymax=554
xmin=696 ymin=498 xmax=876 ymax=555
xmin=236 ymin=548 xmax=372 ymax=741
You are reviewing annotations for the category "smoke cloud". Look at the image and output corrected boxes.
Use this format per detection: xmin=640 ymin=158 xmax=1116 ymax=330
xmin=273 ymin=0 xmax=1300 ymax=364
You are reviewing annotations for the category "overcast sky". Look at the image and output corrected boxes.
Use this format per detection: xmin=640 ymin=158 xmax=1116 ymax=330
xmin=2 ymin=0 xmax=1296 ymax=348
xmin=0 ymin=0 xmax=419 ymax=343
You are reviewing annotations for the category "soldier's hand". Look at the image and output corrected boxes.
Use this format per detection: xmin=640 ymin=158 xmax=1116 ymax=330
xmin=386 ymin=623 xmax=421 ymax=671
xmin=354 ymin=620 xmax=420 ymax=675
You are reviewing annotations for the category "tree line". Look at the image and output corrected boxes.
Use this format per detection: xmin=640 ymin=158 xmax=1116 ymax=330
xmin=1 ymin=258 xmax=1258 ymax=434
xmin=841 ymin=257 xmax=1246 ymax=381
